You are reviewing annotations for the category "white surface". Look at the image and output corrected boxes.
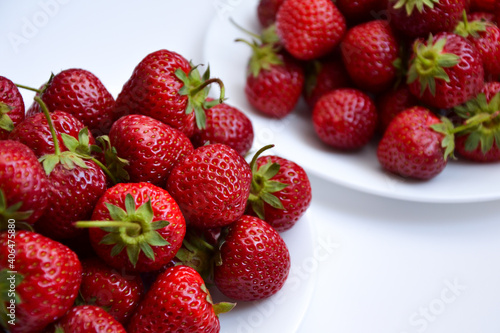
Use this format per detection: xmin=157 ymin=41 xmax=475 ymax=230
xmin=1 ymin=1 xmax=500 ymax=333
xmin=202 ymin=0 xmax=500 ymax=203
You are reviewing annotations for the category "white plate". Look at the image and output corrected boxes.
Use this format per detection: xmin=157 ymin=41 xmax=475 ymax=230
xmin=0 ymin=2 xmax=317 ymax=332
xmin=202 ymin=0 xmax=500 ymax=203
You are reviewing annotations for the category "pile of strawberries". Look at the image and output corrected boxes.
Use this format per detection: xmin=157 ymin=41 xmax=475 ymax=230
xmin=0 ymin=48 xmax=312 ymax=332
xmin=246 ymin=0 xmax=500 ymax=180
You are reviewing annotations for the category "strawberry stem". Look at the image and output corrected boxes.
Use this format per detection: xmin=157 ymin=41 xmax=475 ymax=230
xmin=35 ymin=96 xmax=61 ymax=156
xmin=87 ymin=156 xmax=118 ymax=185
xmin=191 ymin=78 xmax=225 ymax=104
xmin=15 ymin=83 xmax=42 ymax=94
xmin=75 ymin=221 xmax=141 ymax=231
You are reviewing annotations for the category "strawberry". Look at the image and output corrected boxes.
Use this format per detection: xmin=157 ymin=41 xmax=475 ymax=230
xmin=377 ymin=84 xmax=419 ymax=133
xmin=128 ymin=265 xmax=233 ymax=333
xmin=377 ymin=106 xmax=449 ymax=179
xmin=303 ymin=57 xmax=351 ymax=108
xmin=407 ymin=32 xmax=484 ymax=109
xmin=166 ymin=143 xmax=252 ymax=229
xmin=191 ymin=100 xmax=254 ymax=156
xmin=0 ymin=140 xmax=48 ymax=226
xmin=452 ymin=82 xmax=500 ymax=162
xmin=312 ymin=88 xmax=378 ymax=150
xmin=340 ymin=20 xmax=400 ymax=93
xmin=467 ymin=11 xmax=496 ymax=23
xmin=113 ymin=49 xmax=224 ymax=136
xmin=276 ymin=0 xmax=346 ymax=60
xmin=26 ymin=69 xmax=115 ymax=137
xmin=496 ymin=2 xmax=500 ymax=25
xmin=109 ymin=114 xmax=193 ymax=186
xmin=9 ymin=110 xmax=95 ymax=158
xmin=241 ymin=38 xmax=304 ymax=118
xmin=387 ymin=0 xmax=467 ymax=38
xmin=79 ymin=258 xmax=144 ymax=324
xmin=470 ymin=0 xmax=495 ymax=12
xmin=0 ymin=76 xmax=25 ymax=140
xmin=51 ymin=305 xmax=126 ymax=333
xmin=335 ymin=0 xmax=388 ymax=24
xmin=80 ymin=182 xmax=186 ymax=273
xmin=0 ymin=231 xmax=82 ymax=333
xmin=247 ymin=153 xmax=312 ymax=232
xmin=214 ymin=215 xmax=291 ymax=301
xmin=257 ymin=0 xmax=285 ymax=27
xmin=455 ymin=12 xmax=500 ymax=80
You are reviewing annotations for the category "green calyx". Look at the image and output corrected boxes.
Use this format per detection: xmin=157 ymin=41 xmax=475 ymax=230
xmin=175 ymin=64 xmax=225 ymax=130
xmin=407 ymin=35 xmax=460 ymax=96
xmin=200 ymin=282 xmax=236 ymax=316
xmin=0 ymin=189 xmax=33 ymax=230
xmin=175 ymin=230 xmax=216 ymax=281
xmin=90 ymin=135 xmax=128 ymax=184
xmin=454 ymin=10 xmax=488 ymax=39
xmin=247 ymin=145 xmax=288 ymax=220
xmin=429 ymin=117 xmax=457 ymax=160
xmin=392 ymin=0 xmax=440 ymax=15
xmin=0 ymin=102 xmax=15 ymax=133
xmin=0 ymin=269 xmax=23 ymax=329
xmin=76 ymin=194 xmax=170 ymax=268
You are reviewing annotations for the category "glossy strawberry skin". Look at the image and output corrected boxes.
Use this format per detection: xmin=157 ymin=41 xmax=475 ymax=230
xmin=9 ymin=111 xmax=95 ymax=158
xmin=109 ymin=114 xmax=194 ymax=186
xmin=377 ymin=84 xmax=419 ymax=133
xmin=408 ymin=32 xmax=484 ymax=109
xmin=464 ymin=21 xmax=500 ymax=79
xmin=31 ymin=68 xmax=115 ymax=137
xmin=191 ymin=102 xmax=254 ymax=156
xmin=276 ymin=0 xmax=346 ymax=60
xmin=377 ymin=106 xmax=447 ymax=180
xmin=128 ymin=265 xmax=220 ymax=333
xmin=388 ymin=0 xmax=467 ymax=38
xmin=214 ymin=215 xmax=291 ymax=301
xmin=312 ymin=88 xmax=378 ymax=150
xmin=89 ymin=182 xmax=186 ymax=273
xmin=0 ymin=231 xmax=82 ymax=333
xmin=113 ymin=49 xmax=195 ymax=137
xmin=335 ymin=0 xmax=388 ymax=24
xmin=54 ymin=305 xmax=126 ymax=333
xmin=0 ymin=140 xmax=48 ymax=225
xmin=257 ymin=0 xmax=285 ymax=27
xmin=166 ymin=144 xmax=252 ymax=229
xmin=245 ymin=53 xmax=304 ymax=118
xmin=79 ymin=258 xmax=144 ymax=325
xmin=0 ymin=76 xmax=25 ymax=140
xmin=250 ymin=155 xmax=312 ymax=232
xmin=34 ymin=160 xmax=107 ymax=240
xmin=341 ymin=20 xmax=399 ymax=93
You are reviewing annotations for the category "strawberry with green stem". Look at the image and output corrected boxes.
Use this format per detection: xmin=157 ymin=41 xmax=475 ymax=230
xmin=50 ymin=305 xmax=126 ymax=333
xmin=0 ymin=76 xmax=24 ymax=140
xmin=77 ymin=182 xmax=186 ymax=273
xmin=407 ymin=32 xmax=484 ymax=109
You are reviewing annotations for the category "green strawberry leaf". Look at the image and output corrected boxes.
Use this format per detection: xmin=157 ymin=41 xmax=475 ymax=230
xmin=0 ymin=102 xmax=14 ymax=132
xmin=93 ymin=135 xmax=130 ymax=182
xmin=0 ymin=189 xmax=33 ymax=227
xmin=393 ymin=0 xmax=439 ymax=15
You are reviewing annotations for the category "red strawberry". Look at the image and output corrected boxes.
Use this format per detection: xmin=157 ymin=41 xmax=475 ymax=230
xmin=191 ymin=100 xmax=254 ymax=156
xmin=407 ymin=32 xmax=484 ymax=109
xmin=496 ymin=2 xmax=500 ymax=25
xmin=51 ymin=305 xmax=126 ymax=333
xmin=0 ymin=76 xmax=25 ymax=140
xmin=387 ymin=0 xmax=467 ymax=38
xmin=276 ymin=0 xmax=346 ymax=60
xmin=0 ymin=140 xmax=48 ymax=226
xmin=303 ymin=57 xmax=351 ymax=108
xmin=312 ymin=88 xmax=378 ymax=150
xmin=214 ymin=215 xmax=291 ymax=301
xmin=81 ymin=182 xmax=186 ymax=273
xmin=257 ymin=0 xmax=285 ymax=27
xmin=242 ymin=40 xmax=304 ymax=118
xmin=377 ymin=84 xmax=419 ymax=133
xmin=452 ymin=82 xmax=500 ymax=162
xmin=340 ymin=20 xmax=400 ymax=93
xmin=166 ymin=143 xmax=252 ymax=229
xmin=109 ymin=114 xmax=193 ymax=186
xmin=28 ymin=69 xmax=115 ymax=137
xmin=335 ymin=0 xmax=388 ymax=24
xmin=9 ymin=110 xmax=95 ymax=158
xmin=467 ymin=11 xmax=496 ymax=23
xmin=247 ymin=154 xmax=312 ymax=232
xmin=0 ymin=231 xmax=82 ymax=333
xmin=455 ymin=13 xmax=500 ymax=80
xmin=377 ymin=106 xmax=449 ymax=180
xmin=128 ymin=265 xmax=233 ymax=333
xmin=79 ymin=258 xmax=144 ymax=324
xmin=114 ymin=49 xmax=224 ymax=136
xmin=470 ymin=0 xmax=495 ymax=12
